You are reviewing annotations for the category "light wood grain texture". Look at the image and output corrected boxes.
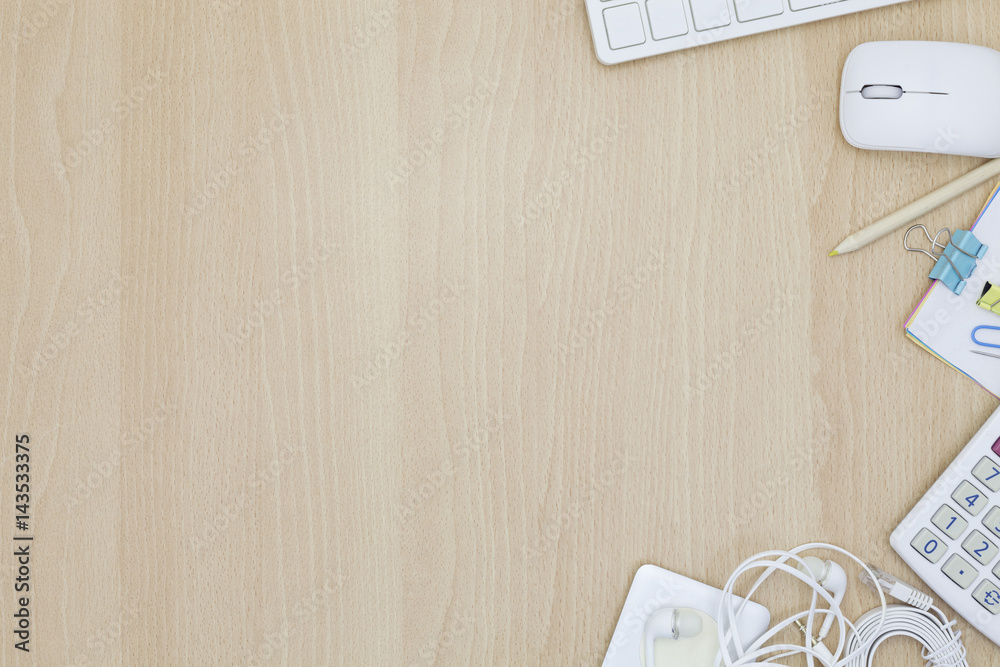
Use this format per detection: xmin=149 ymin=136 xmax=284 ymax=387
xmin=2 ymin=0 xmax=999 ymax=664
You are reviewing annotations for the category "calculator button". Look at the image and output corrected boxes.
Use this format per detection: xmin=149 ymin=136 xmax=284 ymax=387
xmin=984 ymin=507 xmax=1000 ymax=540
xmin=972 ymin=580 xmax=1000 ymax=614
xmin=931 ymin=505 xmax=969 ymax=539
xmin=973 ymin=457 xmax=1000 ymax=492
xmin=911 ymin=528 xmax=946 ymax=563
xmin=963 ymin=530 xmax=999 ymax=565
xmin=952 ymin=480 xmax=989 ymax=516
xmin=942 ymin=554 xmax=978 ymax=589
xmin=604 ymin=4 xmax=646 ymax=50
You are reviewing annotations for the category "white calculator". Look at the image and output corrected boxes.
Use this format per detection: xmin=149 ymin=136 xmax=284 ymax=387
xmin=892 ymin=405 xmax=1000 ymax=645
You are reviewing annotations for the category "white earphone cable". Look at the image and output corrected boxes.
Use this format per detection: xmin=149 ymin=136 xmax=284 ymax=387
xmin=713 ymin=543 xmax=968 ymax=667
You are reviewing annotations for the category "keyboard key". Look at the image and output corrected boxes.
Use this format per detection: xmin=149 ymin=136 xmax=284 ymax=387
xmin=789 ymin=0 xmax=843 ymax=9
xmin=688 ymin=0 xmax=731 ymax=31
xmin=646 ymin=0 xmax=688 ymax=40
xmin=911 ymin=528 xmax=946 ymax=564
xmin=942 ymin=554 xmax=978 ymax=589
xmin=932 ymin=505 xmax=969 ymax=540
xmin=953 ymin=480 xmax=989 ymax=516
xmin=973 ymin=580 xmax=1000 ymax=614
xmin=973 ymin=457 xmax=1000 ymax=492
xmin=963 ymin=530 xmax=999 ymax=565
xmin=604 ymin=4 xmax=646 ymax=50
xmin=587 ymin=0 xmax=915 ymax=64
xmin=734 ymin=0 xmax=783 ymax=21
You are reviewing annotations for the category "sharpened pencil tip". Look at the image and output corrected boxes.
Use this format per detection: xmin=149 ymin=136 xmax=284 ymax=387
xmin=828 ymin=250 xmax=839 ymax=257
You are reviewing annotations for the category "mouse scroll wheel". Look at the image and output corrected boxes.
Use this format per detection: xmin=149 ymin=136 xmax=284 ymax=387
xmin=860 ymin=85 xmax=904 ymax=100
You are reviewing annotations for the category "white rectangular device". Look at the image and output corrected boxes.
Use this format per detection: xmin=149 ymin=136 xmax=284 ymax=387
xmin=585 ymin=0 xmax=915 ymax=65
xmin=892 ymin=405 xmax=1000 ymax=646
xmin=602 ymin=564 xmax=771 ymax=666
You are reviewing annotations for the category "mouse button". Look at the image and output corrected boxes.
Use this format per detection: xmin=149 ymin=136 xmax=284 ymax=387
xmin=839 ymin=95 xmax=897 ymax=150
xmin=840 ymin=43 xmax=893 ymax=92
xmin=840 ymin=42 xmax=933 ymax=93
xmin=906 ymin=43 xmax=1000 ymax=95
xmin=840 ymin=94 xmax=937 ymax=152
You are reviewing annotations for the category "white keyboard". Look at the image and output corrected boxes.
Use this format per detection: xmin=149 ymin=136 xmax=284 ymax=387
xmin=891 ymin=405 xmax=1000 ymax=647
xmin=585 ymin=0 xmax=915 ymax=65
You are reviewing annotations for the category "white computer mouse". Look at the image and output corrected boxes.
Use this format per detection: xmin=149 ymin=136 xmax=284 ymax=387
xmin=840 ymin=41 xmax=1000 ymax=158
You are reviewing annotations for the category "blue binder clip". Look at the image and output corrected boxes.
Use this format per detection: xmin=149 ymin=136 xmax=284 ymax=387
xmin=905 ymin=225 xmax=988 ymax=295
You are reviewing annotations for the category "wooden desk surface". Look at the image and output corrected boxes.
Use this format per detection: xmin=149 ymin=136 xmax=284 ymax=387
xmin=3 ymin=0 xmax=1000 ymax=664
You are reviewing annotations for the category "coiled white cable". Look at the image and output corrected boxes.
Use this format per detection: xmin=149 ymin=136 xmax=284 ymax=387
xmin=846 ymin=566 xmax=967 ymax=667
xmin=845 ymin=605 xmax=967 ymax=667
xmin=713 ymin=543 xmax=968 ymax=667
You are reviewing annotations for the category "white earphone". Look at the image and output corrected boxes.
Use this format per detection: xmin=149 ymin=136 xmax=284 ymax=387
xmin=796 ymin=556 xmax=847 ymax=641
xmin=715 ymin=544 xmax=968 ymax=666
xmin=643 ymin=607 xmax=703 ymax=666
